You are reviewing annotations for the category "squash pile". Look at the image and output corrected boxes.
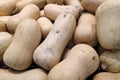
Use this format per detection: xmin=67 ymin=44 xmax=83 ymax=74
xmin=0 ymin=0 xmax=120 ymax=80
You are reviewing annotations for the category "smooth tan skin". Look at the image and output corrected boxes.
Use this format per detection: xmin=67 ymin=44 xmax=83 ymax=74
xmin=3 ymin=19 xmax=42 ymax=70
xmin=44 ymin=4 xmax=79 ymax=21
xmin=93 ymin=72 xmax=120 ymax=80
xmin=46 ymin=0 xmax=64 ymax=5
xmin=74 ymin=12 xmax=97 ymax=47
xmin=16 ymin=0 xmax=46 ymax=11
xmin=64 ymin=0 xmax=83 ymax=12
xmin=37 ymin=17 xmax=53 ymax=38
xmin=100 ymin=50 xmax=120 ymax=73
xmin=0 ymin=0 xmax=19 ymax=16
xmin=7 ymin=4 xmax=40 ymax=34
xmin=0 ymin=32 xmax=12 ymax=61
xmin=0 ymin=69 xmax=47 ymax=80
xmin=0 ymin=16 xmax=11 ymax=24
xmin=33 ymin=13 xmax=76 ymax=70
xmin=81 ymin=0 xmax=107 ymax=13
xmin=96 ymin=0 xmax=120 ymax=49
xmin=48 ymin=44 xmax=99 ymax=80
xmin=40 ymin=10 xmax=45 ymax=17
xmin=0 ymin=21 xmax=6 ymax=32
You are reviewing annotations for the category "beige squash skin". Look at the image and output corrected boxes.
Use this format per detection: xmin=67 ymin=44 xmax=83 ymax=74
xmin=0 ymin=32 xmax=13 ymax=61
xmin=33 ymin=13 xmax=76 ymax=70
xmin=40 ymin=10 xmax=45 ymax=17
xmin=100 ymin=50 xmax=120 ymax=73
xmin=7 ymin=4 xmax=40 ymax=34
xmin=96 ymin=0 xmax=120 ymax=49
xmin=16 ymin=0 xmax=46 ymax=11
xmin=74 ymin=12 xmax=97 ymax=47
xmin=0 ymin=0 xmax=19 ymax=16
xmin=0 ymin=21 xmax=6 ymax=32
xmin=0 ymin=16 xmax=11 ymax=24
xmin=93 ymin=72 xmax=120 ymax=80
xmin=48 ymin=44 xmax=99 ymax=80
xmin=46 ymin=0 xmax=64 ymax=5
xmin=64 ymin=0 xmax=83 ymax=12
xmin=44 ymin=4 xmax=79 ymax=21
xmin=37 ymin=17 xmax=53 ymax=38
xmin=81 ymin=0 xmax=107 ymax=13
xmin=0 ymin=69 xmax=47 ymax=80
xmin=3 ymin=19 xmax=42 ymax=70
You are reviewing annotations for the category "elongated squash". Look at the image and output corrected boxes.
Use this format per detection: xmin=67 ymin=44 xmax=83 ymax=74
xmin=3 ymin=19 xmax=42 ymax=70
xmin=0 ymin=69 xmax=47 ymax=80
xmin=33 ymin=13 xmax=76 ymax=70
xmin=0 ymin=0 xmax=19 ymax=16
xmin=16 ymin=0 xmax=46 ymax=11
xmin=0 ymin=32 xmax=12 ymax=61
xmin=93 ymin=72 xmax=120 ymax=80
xmin=44 ymin=4 xmax=79 ymax=21
xmin=0 ymin=16 xmax=11 ymax=24
xmin=37 ymin=17 xmax=53 ymax=38
xmin=7 ymin=4 xmax=40 ymax=34
xmin=74 ymin=12 xmax=97 ymax=47
xmin=48 ymin=44 xmax=99 ymax=80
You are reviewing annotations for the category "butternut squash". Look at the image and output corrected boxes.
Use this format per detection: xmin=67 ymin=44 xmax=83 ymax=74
xmin=7 ymin=4 xmax=40 ymax=34
xmin=0 ymin=68 xmax=47 ymax=80
xmin=0 ymin=16 xmax=11 ymax=24
xmin=0 ymin=0 xmax=19 ymax=16
xmin=0 ymin=21 xmax=6 ymax=32
xmin=33 ymin=13 xmax=76 ymax=70
xmin=93 ymin=72 xmax=120 ymax=80
xmin=100 ymin=50 xmax=120 ymax=73
xmin=16 ymin=0 xmax=46 ymax=11
xmin=0 ymin=32 xmax=12 ymax=61
xmin=81 ymin=0 xmax=107 ymax=13
xmin=3 ymin=19 xmax=42 ymax=70
xmin=37 ymin=17 xmax=53 ymax=38
xmin=46 ymin=0 xmax=64 ymax=5
xmin=64 ymin=0 xmax=83 ymax=12
xmin=74 ymin=12 xmax=97 ymax=47
xmin=44 ymin=4 xmax=79 ymax=21
xmin=96 ymin=0 xmax=120 ymax=49
xmin=48 ymin=44 xmax=99 ymax=80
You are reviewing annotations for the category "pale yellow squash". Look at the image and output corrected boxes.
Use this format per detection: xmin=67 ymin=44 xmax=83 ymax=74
xmin=48 ymin=44 xmax=99 ymax=80
xmin=0 ymin=69 xmax=47 ymax=80
xmin=0 ymin=0 xmax=19 ymax=16
xmin=7 ymin=4 xmax=40 ymax=33
xmin=33 ymin=13 xmax=76 ymax=70
xmin=74 ymin=12 xmax=97 ymax=47
xmin=44 ymin=4 xmax=79 ymax=21
xmin=96 ymin=0 xmax=120 ymax=49
xmin=0 ymin=32 xmax=12 ymax=61
xmin=93 ymin=72 xmax=120 ymax=80
xmin=37 ymin=17 xmax=53 ymax=38
xmin=16 ymin=0 xmax=46 ymax=11
xmin=3 ymin=19 xmax=42 ymax=70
